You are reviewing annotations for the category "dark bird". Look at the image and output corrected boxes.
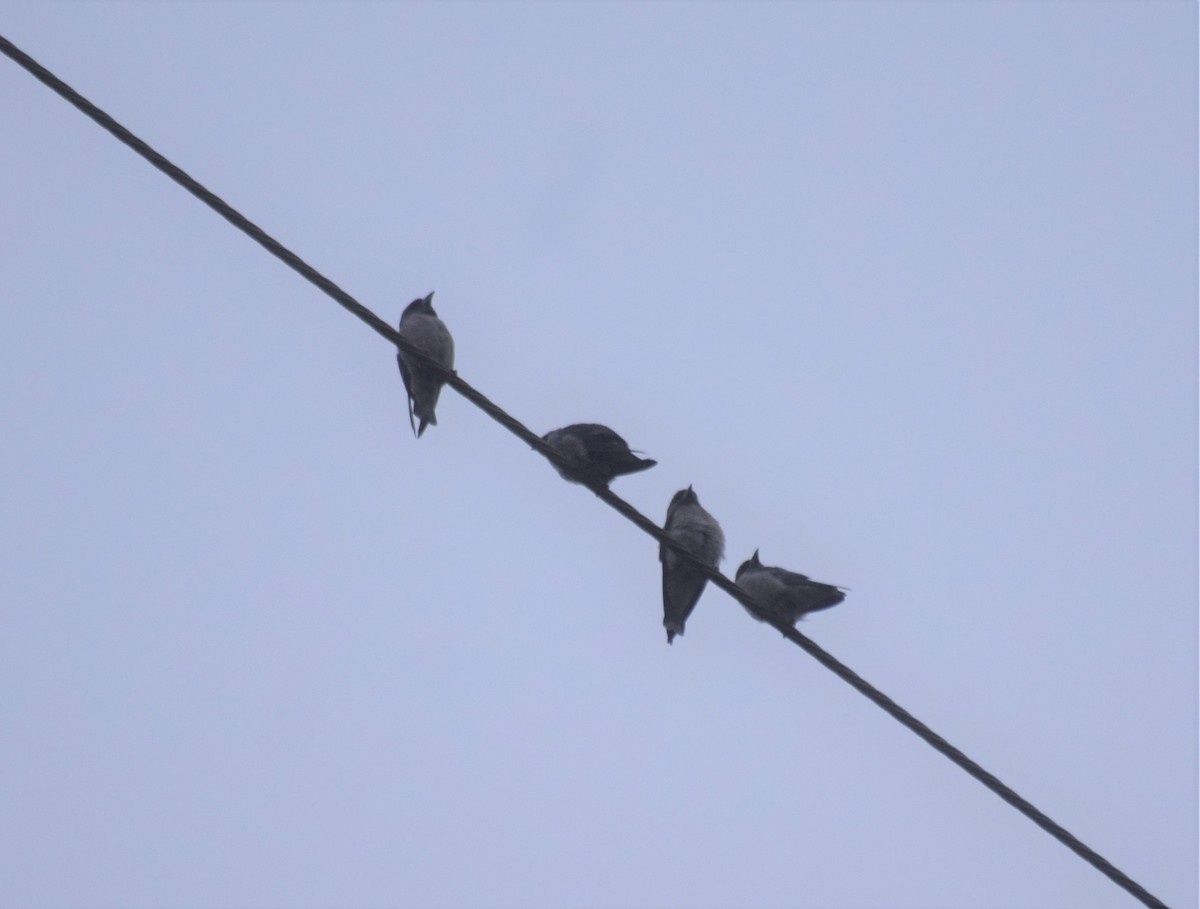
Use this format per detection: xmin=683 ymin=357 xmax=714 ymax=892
xmin=396 ymin=292 xmax=454 ymax=437
xmin=734 ymin=550 xmax=845 ymax=626
xmin=660 ymin=486 xmax=724 ymax=644
xmin=541 ymin=423 xmax=657 ymax=488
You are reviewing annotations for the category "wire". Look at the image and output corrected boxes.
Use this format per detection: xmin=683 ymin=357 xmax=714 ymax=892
xmin=0 ymin=33 xmax=1172 ymax=909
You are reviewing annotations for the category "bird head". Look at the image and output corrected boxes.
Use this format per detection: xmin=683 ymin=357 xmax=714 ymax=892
xmin=677 ymin=485 xmax=699 ymax=505
xmin=402 ymin=291 xmax=437 ymax=319
xmin=735 ymin=549 xmax=762 ymax=579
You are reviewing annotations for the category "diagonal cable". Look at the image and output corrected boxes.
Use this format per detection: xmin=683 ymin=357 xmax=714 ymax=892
xmin=0 ymin=33 xmax=1171 ymax=909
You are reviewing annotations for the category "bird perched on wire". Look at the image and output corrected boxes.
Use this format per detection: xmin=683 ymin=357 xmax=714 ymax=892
xmin=734 ymin=550 xmax=845 ymax=626
xmin=661 ymin=486 xmax=725 ymax=644
xmin=541 ymin=423 xmax=657 ymax=489
xmin=396 ymin=292 xmax=454 ymax=437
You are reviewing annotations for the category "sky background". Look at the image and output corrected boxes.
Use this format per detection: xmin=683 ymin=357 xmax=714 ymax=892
xmin=1 ymin=3 xmax=1195 ymax=908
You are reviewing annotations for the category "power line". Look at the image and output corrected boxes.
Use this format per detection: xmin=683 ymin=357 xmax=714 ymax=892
xmin=0 ymin=33 xmax=1171 ymax=909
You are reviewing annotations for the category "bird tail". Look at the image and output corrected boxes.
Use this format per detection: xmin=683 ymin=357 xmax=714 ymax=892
xmin=416 ymin=411 xmax=437 ymax=437
xmin=821 ymin=589 xmax=847 ymax=610
xmin=807 ymin=588 xmax=846 ymax=613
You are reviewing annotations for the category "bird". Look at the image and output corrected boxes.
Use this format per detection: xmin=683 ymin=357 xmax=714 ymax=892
xmin=734 ymin=550 xmax=845 ymax=626
xmin=660 ymin=486 xmax=725 ymax=644
xmin=541 ymin=423 xmax=657 ymax=488
xmin=396 ymin=292 xmax=454 ymax=437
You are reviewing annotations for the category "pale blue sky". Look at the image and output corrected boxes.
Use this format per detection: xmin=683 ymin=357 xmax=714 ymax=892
xmin=1 ymin=3 xmax=1195 ymax=908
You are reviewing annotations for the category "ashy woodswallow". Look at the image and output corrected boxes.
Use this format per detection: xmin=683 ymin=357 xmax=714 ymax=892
xmin=541 ymin=423 xmax=657 ymax=488
xmin=661 ymin=486 xmax=725 ymax=644
xmin=734 ymin=550 xmax=845 ymax=626
xmin=396 ymin=292 xmax=454 ymax=438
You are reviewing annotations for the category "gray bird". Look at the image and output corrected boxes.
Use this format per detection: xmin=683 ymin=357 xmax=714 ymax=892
xmin=660 ymin=486 xmax=725 ymax=644
xmin=396 ymin=292 xmax=454 ymax=437
xmin=734 ymin=550 xmax=845 ymax=626
xmin=541 ymin=423 xmax=657 ymax=488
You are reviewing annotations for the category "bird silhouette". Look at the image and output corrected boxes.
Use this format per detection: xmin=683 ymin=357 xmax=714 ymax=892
xmin=541 ymin=423 xmax=656 ymax=488
xmin=734 ymin=550 xmax=845 ymax=626
xmin=396 ymin=292 xmax=454 ymax=437
xmin=660 ymin=486 xmax=724 ymax=644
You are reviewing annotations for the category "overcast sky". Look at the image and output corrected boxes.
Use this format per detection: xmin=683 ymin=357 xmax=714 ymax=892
xmin=1 ymin=3 xmax=1195 ymax=908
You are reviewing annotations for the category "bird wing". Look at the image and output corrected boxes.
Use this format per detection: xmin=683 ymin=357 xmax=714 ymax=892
xmin=773 ymin=568 xmax=845 ymax=602
xmin=663 ymin=562 xmax=708 ymax=633
xmin=396 ymin=352 xmax=417 ymax=436
xmin=773 ymin=567 xmax=816 ymax=587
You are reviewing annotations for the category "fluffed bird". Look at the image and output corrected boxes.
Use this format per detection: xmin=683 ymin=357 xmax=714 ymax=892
xmin=541 ymin=423 xmax=657 ymax=488
xmin=734 ymin=550 xmax=845 ymax=626
xmin=660 ymin=486 xmax=725 ymax=644
xmin=396 ymin=292 xmax=454 ymax=437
